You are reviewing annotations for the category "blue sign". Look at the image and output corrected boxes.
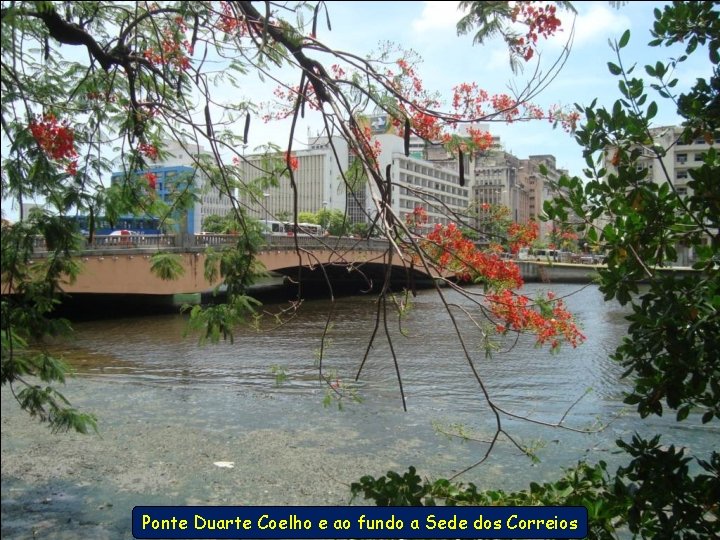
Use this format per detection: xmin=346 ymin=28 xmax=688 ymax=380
xmin=132 ymin=505 xmax=588 ymax=538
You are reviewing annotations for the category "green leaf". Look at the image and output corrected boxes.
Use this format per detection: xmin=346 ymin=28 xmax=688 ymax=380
xmin=150 ymin=252 xmax=185 ymax=281
xmin=618 ymin=30 xmax=631 ymax=49
xmin=608 ymin=62 xmax=622 ymax=76
xmin=647 ymin=101 xmax=658 ymax=120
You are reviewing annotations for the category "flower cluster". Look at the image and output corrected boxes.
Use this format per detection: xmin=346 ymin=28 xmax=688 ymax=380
xmin=548 ymin=107 xmax=581 ymax=133
xmin=550 ymin=224 xmax=579 ymax=249
xmin=405 ymin=205 xmax=429 ymax=233
xmin=263 ymin=83 xmax=321 ymax=122
xmin=216 ymin=1 xmax=265 ymax=36
xmin=489 ymin=290 xmax=586 ymax=350
xmin=509 ymin=2 xmax=563 ymax=61
xmin=507 ymin=220 xmax=539 ymax=253
xmin=465 ymin=126 xmax=494 ymax=150
xmin=138 ymin=142 xmax=159 ymax=161
xmin=286 ymin=152 xmax=299 ymax=171
xmin=349 ymin=123 xmax=382 ymax=168
xmin=143 ymin=17 xmax=192 ymax=71
xmin=423 ymin=223 xmax=523 ymax=289
xmin=413 ymin=221 xmax=584 ymax=350
xmin=28 ymin=113 xmax=78 ymax=175
xmin=145 ymin=172 xmax=158 ymax=190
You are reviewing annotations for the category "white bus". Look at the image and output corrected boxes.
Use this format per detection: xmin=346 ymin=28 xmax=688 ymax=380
xmin=262 ymin=221 xmax=324 ymax=236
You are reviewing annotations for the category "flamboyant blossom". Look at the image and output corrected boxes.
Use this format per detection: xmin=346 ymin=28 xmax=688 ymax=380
xmin=145 ymin=172 xmax=158 ymax=190
xmin=411 ymin=220 xmax=584 ymax=350
xmin=509 ymin=2 xmax=563 ymax=61
xmin=286 ymin=152 xmax=299 ymax=171
xmin=405 ymin=205 xmax=429 ymax=233
xmin=28 ymin=113 xmax=78 ymax=175
xmin=143 ymin=17 xmax=192 ymax=71
xmin=508 ymin=220 xmax=539 ymax=253
xmin=138 ymin=142 xmax=159 ymax=161
xmin=489 ymin=290 xmax=585 ymax=350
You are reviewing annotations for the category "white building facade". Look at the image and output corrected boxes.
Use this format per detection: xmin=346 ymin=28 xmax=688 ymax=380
xmin=372 ymin=133 xmax=470 ymax=229
xmin=237 ymin=136 xmax=350 ymax=222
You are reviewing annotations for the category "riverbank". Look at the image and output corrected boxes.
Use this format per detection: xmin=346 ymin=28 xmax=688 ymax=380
xmin=2 ymin=379 xmax=413 ymax=539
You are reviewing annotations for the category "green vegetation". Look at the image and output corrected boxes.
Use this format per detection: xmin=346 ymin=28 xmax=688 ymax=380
xmin=1 ymin=3 xmax=717 ymax=536
xmin=353 ymin=3 xmax=719 ymax=537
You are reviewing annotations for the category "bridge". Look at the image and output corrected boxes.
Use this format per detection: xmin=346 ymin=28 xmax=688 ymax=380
xmin=6 ymin=233 xmax=695 ymax=299
xmin=16 ymin=233 xmax=432 ymax=296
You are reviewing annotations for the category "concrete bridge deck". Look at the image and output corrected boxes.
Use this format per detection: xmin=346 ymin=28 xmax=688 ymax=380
xmin=5 ymin=233 xmax=697 ymax=296
xmin=14 ymin=234 xmax=420 ymax=295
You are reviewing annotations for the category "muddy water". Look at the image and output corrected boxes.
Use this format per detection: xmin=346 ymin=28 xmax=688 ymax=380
xmin=2 ymin=284 xmax=718 ymax=539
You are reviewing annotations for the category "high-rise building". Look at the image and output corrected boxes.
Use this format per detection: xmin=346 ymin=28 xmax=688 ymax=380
xmin=237 ymin=128 xmax=471 ymax=230
xmin=517 ymin=154 xmax=569 ymax=241
xmin=473 ymin=150 xmax=529 ymax=225
xmin=372 ymin=133 xmax=470 ymax=230
xmin=602 ymin=125 xmax=718 ymax=264
xmin=236 ymin=135 xmax=351 ymax=223
xmin=111 ymin=140 xmax=234 ymax=234
xmin=616 ymin=125 xmax=718 ymax=194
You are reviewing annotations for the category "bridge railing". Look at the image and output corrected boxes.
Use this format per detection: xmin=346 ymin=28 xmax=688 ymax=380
xmin=29 ymin=234 xmax=177 ymax=251
xmin=259 ymin=234 xmax=390 ymax=252
xmin=86 ymin=234 xmax=177 ymax=249
xmin=29 ymin=233 xmax=390 ymax=254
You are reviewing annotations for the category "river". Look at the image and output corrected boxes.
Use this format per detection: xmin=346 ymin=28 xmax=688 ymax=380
xmin=1 ymin=283 xmax=718 ymax=539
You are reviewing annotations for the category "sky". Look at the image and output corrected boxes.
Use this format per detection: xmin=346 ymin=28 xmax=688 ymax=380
xmin=2 ymin=1 xmax=713 ymax=220
xmin=248 ymin=0 xmax=711 ymax=176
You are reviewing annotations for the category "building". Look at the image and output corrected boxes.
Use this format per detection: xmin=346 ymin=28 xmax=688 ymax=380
xmin=621 ymin=125 xmax=717 ymax=194
xmin=517 ymin=154 xmax=570 ymax=241
xmin=111 ymin=140 xmax=234 ymax=234
xmin=602 ymin=125 xmax=718 ymax=264
xmin=372 ymin=133 xmax=470 ymax=229
xmin=236 ymin=136 xmax=351 ymax=223
xmin=238 ymin=126 xmax=473 ymax=231
xmin=473 ymin=150 xmax=529 ymax=225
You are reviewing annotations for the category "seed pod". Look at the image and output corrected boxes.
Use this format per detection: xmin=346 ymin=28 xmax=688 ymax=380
xmin=312 ymin=3 xmax=319 ymax=37
xmin=404 ymin=118 xmax=411 ymax=156
xmin=459 ymin=149 xmax=465 ymax=187
xmin=243 ymin=113 xmax=250 ymax=144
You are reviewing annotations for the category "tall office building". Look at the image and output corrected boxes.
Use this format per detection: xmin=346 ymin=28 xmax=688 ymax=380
xmin=371 ymin=133 xmax=470 ymax=229
xmin=473 ymin=150 xmax=529 ymax=225
xmin=516 ymin=154 xmax=569 ymax=241
xmin=236 ymin=136 xmax=351 ymax=223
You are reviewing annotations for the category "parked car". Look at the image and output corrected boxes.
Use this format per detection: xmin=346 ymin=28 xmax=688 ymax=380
xmin=105 ymin=230 xmax=142 ymax=245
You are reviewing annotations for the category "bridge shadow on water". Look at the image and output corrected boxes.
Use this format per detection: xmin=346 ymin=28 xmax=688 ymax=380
xmin=50 ymin=264 xmax=438 ymax=322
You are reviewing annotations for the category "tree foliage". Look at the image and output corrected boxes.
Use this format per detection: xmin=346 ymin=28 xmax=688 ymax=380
xmin=2 ymin=1 xmax=716 ymax=536
xmin=2 ymin=1 xmax=581 ymax=432
xmin=355 ymin=2 xmax=720 ymax=537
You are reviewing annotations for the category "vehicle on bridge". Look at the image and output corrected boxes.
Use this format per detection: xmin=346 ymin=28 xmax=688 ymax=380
xmin=263 ymin=220 xmax=324 ymax=236
xmin=70 ymin=215 xmax=164 ymax=235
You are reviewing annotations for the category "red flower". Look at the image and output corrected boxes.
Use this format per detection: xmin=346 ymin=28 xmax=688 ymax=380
xmin=145 ymin=172 xmax=158 ymax=190
xmin=286 ymin=152 xmax=299 ymax=171
xmin=139 ymin=142 xmax=159 ymax=161
xmin=29 ymin=113 xmax=79 ymax=174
